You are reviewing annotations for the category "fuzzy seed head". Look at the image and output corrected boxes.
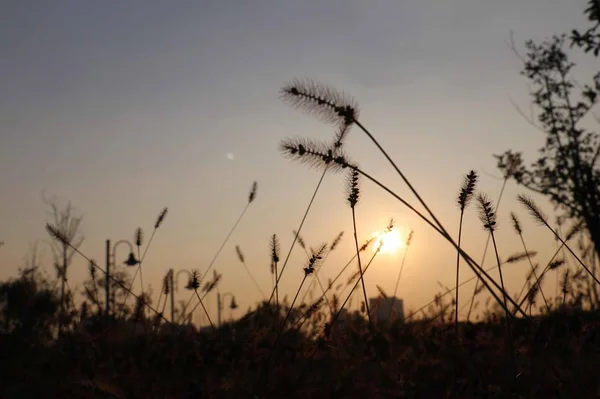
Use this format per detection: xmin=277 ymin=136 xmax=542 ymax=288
xmin=203 ymin=271 xmax=222 ymax=294
xmin=306 ymin=298 xmax=323 ymax=318
xmin=270 ymin=234 xmax=280 ymax=264
xmin=406 ymin=230 xmax=414 ymax=247
xmin=330 ymin=231 xmax=344 ymax=251
xmin=162 ymin=274 xmax=170 ymax=295
xmin=235 ymin=245 xmax=245 ymax=263
xmin=89 ymin=259 xmax=97 ymax=279
xmin=155 ymin=207 xmax=168 ymax=229
xmin=561 ymin=270 xmax=570 ymax=295
xmin=386 ymin=218 xmax=395 ymax=233
xmin=135 ymin=227 xmax=143 ymax=247
xmin=517 ymin=195 xmax=548 ymax=225
xmin=476 ymin=193 xmax=497 ymax=232
xmin=525 ymin=263 xmax=540 ymax=282
xmin=279 ymin=137 xmax=352 ymax=172
xmin=566 ymin=220 xmax=585 ymax=241
xmin=280 ymin=78 xmax=360 ymax=127
xmin=457 ymin=170 xmax=477 ymax=211
xmin=347 ymin=270 xmax=360 ymax=285
xmin=248 ymin=181 xmax=258 ymax=203
xmin=46 ymin=223 xmax=68 ymax=244
xmin=506 ymin=251 xmax=537 ymax=263
xmin=527 ymin=281 xmax=541 ymax=305
xmin=510 ymin=212 xmax=522 ymax=235
xmin=346 ymin=170 xmax=360 ymax=208
xmin=360 ymin=237 xmax=375 ymax=252
xmin=304 ymin=243 xmax=327 ymax=276
xmin=187 ymin=270 xmax=200 ymax=291
xmin=333 ymin=124 xmax=351 ymax=150
xmin=549 ymin=259 xmax=565 ymax=270
xmin=293 ymin=230 xmax=307 ymax=250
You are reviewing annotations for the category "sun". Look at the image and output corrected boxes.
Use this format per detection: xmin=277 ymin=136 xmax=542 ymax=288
xmin=372 ymin=229 xmax=403 ymax=254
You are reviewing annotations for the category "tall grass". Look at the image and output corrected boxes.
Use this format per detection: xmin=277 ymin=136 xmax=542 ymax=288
xmin=476 ymin=193 xmax=516 ymax=379
xmin=16 ymin=75 xmax=600 ymax=398
xmin=455 ymin=170 xmax=477 ymax=333
xmin=121 ymin=207 xmax=168 ymax=314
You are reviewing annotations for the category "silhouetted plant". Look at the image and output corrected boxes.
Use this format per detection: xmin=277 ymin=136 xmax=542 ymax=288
xmin=266 ymin=124 xmax=351 ymax=310
xmin=186 ymin=270 xmax=213 ymax=327
xmin=200 ymin=181 xmax=257 ymax=286
xmin=47 ymin=222 xmax=169 ymax=324
xmin=42 ymin=195 xmax=84 ymax=336
xmin=235 ymin=245 xmax=266 ymax=298
xmin=270 ymin=233 xmax=281 ymax=319
xmin=279 ymin=135 xmax=524 ymax=318
xmin=510 ymin=212 xmax=549 ymax=311
xmin=292 ymin=235 xmax=375 ymax=330
xmin=496 ymin=29 xmax=600 ymax=260
xmin=298 ymin=230 xmax=344 ymax=312
xmin=121 ymin=207 xmax=168 ymax=311
xmin=389 ymin=229 xmax=413 ymax=322
xmin=476 ymin=193 xmax=517 ymax=379
xmin=517 ymin=194 xmax=600 ymax=288
xmin=571 ymin=0 xmax=600 ymax=55
xmin=135 ymin=228 xmax=144 ymax=294
xmin=455 ymin=170 xmax=477 ymax=332
xmin=345 ymin=169 xmax=373 ymax=331
xmin=0 ymin=267 xmax=59 ymax=343
xmin=466 ymin=160 xmax=515 ymax=322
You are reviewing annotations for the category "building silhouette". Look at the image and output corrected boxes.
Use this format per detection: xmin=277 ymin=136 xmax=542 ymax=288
xmin=369 ymin=297 xmax=404 ymax=322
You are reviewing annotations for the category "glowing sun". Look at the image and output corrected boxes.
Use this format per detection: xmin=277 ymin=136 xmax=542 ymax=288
xmin=372 ymin=229 xmax=403 ymax=254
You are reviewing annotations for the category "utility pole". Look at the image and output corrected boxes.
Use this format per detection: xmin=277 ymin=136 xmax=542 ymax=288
xmin=217 ymin=291 xmax=222 ymax=328
xmin=105 ymin=239 xmax=110 ymax=317
xmin=169 ymin=269 xmax=175 ymax=323
xmin=58 ymin=243 xmax=67 ymax=337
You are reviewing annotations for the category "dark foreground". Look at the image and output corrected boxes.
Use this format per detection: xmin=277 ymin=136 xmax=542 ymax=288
xmin=2 ymin=306 xmax=600 ymax=399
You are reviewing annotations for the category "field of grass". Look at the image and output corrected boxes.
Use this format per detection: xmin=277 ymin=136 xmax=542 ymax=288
xmin=2 ymin=303 xmax=600 ymax=398
xmin=2 ymin=78 xmax=600 ymax=399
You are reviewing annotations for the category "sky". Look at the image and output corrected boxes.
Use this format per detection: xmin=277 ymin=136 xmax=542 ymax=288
xmin=0 ymin=0 xmax=597 ymax=324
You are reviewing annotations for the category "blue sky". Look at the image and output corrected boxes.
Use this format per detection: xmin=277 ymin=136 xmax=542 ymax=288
xmin=0 ymin=1 xmax=596 ymax=322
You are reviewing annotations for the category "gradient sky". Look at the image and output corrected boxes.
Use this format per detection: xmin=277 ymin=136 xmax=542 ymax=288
xmin=1 ymin=1 xmax=596 ymax=323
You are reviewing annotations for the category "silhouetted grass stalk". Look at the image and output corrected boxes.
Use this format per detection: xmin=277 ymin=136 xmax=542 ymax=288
xmin=264 ymin=245 xmax=326 ymax=379
xmin=514 ymin=263 xmax=556 ymax=315
xmin=454 ymin=171 xmax=477 ymax=334
xmin=236 ymin=245 xmax=266 ymax=299
xmin=121 ymin=208 xmax=167 ymax=314
xmin=477 ymin=193 xmax=516 ymax=380
xmin=266 ymin=167 xmax=330 ymax=309
xmin=406 ymin=251 xmax=537 ymax=322
xmin=298 ymin=231 xmax=344 ymax=310
xmin=179 ymin=270 xmax=213 ymax=327
xmin=292 ymin=237 xmax=374 ymax=329
xmin=328 ymin=247 xmax=381 ymax=334
xmin=511 ymin=212 xmax=549 ymax=310
xmin=467 ymin=177 xmax=509 ymax=322
xmin=346 ymin=169 xmax=373 ymax=330
xmin=270 ymin=234 xmax=280 ymax=321
xmin=199 ymin=182 xmax=257 ymax=287
xmin=387 ymin=227 xmax=411 ymax=322
xmin=518 ymin=195 xmax=600 ymax=286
